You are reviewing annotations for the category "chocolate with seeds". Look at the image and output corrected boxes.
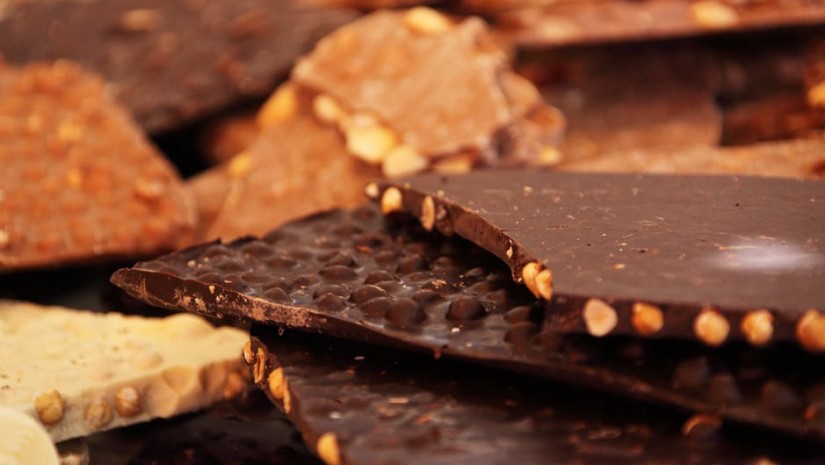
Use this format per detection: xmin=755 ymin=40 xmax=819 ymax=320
xmin=112 ymin=205 xmax=825 ymax=440
xmin=246 ymin=329 xmax=825 ymax=465
xmin=373 ymin=171 xmax=825 ymax=350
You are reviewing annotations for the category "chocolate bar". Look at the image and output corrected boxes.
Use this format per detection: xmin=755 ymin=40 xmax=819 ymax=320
xmin=0 ymin=61 xmax=196 ymax=272
xmin=0 ymin=0 xmax=357 ymax=133
xmin=246 ymin=329 xmax=825 ymax=465
xmin=373 ymin=171 xmax=825 ymax=351
xmin=111 ymin=205 xmax=825 ymax=439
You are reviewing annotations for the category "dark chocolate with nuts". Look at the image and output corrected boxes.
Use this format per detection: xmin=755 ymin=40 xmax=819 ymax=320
xmin=245 ymin=329 xmax=825 ymax=465
xmin=373 ymin=171 xmax=825 ymax=351
xmin=112 ymin=205 xmax=825 ymax=440
xmin=0 ymin=0 xmax=358 ymax=133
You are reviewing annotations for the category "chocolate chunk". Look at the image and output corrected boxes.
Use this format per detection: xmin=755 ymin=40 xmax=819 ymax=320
xmin=466 ymin=0 xmax=825 ymax=47
xmin=112 ymin=205 xmax=825 ymax=439
xmin=0 ymin=61 xmax=196 ymax=272
xmin=375 ymin=171 xmax=825 ymax=350
xmin=246 ymin=329 xmax=825 ymax=464
xmin=0 ymin=0 xmax=358 ymax=133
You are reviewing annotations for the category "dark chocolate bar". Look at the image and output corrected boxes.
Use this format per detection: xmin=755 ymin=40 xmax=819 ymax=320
xmin=246 ymin=328 xmax=825 ymax=465
xmin=0 ymin=0 xmax=357 ymax=133
xmin=373 ymin=171 xmax=825 ymax=351
xmin=112 ymin=205 xmax=825 ymax=440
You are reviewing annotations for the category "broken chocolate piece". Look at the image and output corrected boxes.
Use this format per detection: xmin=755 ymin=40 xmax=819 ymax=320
xmin=112 ymin=205 xmax=825 ymax=439
xmin=0 ymin=61 xmax=196 ymax=272
xmin=199 ymin=109 xmax=259 ymax=164
xmin=375 ymin=171 xmax=825 ymax=350
xmin=247 ymin=329 xmax=825 ymax=464
xmin=0 ymin=0 xmax=358 ymax=133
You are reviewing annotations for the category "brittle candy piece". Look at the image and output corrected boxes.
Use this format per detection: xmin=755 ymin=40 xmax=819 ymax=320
xmin=0 ymin=300 xmax=248 ymax=442
xmin=112 ymin=205 xmax=825 ymax=439
xmin=0 ymin=61 xmax=196 ymax=272
xmin=374 ymin=171 xmax=825 ymax=351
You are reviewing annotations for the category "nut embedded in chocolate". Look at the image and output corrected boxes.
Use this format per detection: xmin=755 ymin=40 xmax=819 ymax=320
xmin=740 ymin=309 xmax=774 ymax=346
xmin=694 ymin=309 xmax=730 ymax=347
xmin=796 ymin=309 xmax=825 ymax=352
xmin=34 ymin=389 xmax=65 ymax=425
xmin=114 ymin=386 xmax=142 ymax=418
xmin=632 ymin=302 xmax=664 ymax=336
xmin=317 ymin=432 xmax=342 ymax=465
xmin=380 ymin=187 xmax=404 ymax=214
xmin=84 ymin=398 xmax=113 ymax=431
xmin=583 ymin=298 xmax=618 ymax=337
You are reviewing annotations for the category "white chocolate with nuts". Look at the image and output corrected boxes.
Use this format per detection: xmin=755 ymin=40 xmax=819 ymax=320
xmin=0 ymin=300 xmax=248 ymax=442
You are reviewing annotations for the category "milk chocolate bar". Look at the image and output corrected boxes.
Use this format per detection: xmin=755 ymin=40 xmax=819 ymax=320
xmin=0 ymin=0 xmax=358 ymax=133
xmin=111 ymin=205 xmax=825 ymax=439
xmin=0 ymin=61 xmax=196 ymax=272
xmin=374 ymin=171 xmax=825 ymax=351
xmin=246 ymin=329 xmax=825 ymax=465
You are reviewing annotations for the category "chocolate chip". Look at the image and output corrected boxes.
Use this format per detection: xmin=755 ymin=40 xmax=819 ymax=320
xmin=386 ymin=298 xmax=426 ymax=328
xmin=445 ymin=297 xmax=486 ymax=321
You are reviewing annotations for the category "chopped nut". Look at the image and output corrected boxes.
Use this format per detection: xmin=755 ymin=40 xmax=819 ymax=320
xmin=380 ymin=187 xmax=403 ymax=214
xmin=228 ymin=151 xmax=252 ymax=179
xmin=797 ymin=309 xmax=825 ymax=352
xmin=34 ymin=389 xmax=65 ymax=425
xmin=118 ymin=9 xmax=164 ymax=32
xmin=535 ymin=268 xmax=553 ymax=300
xmin=520 ymin=262 xmax=541 ymax=298
xmin=313 ymin=94 xmax=348 ymax=127
xmin=681 ymin=413 xmax=722 ymax=440
xmin=432 ymin=153 xmax=474 ymax=174
xmin=253 ymin=347 xmax=267 ymax=384
xmin=242 ymin=340 xmax=256 ymax=365
xmin=222 ymin=371 xmax=247 ymax=399
xmin=807 ymin=81 xmax=825 ymax=108
xmin=582 ymin=298 xmax=618 ymax=337
xmin=694 ymin=309 xmax=730 ymax=347
xmin=403 ymin=7 xmax=453 ymax=35
xmin=317 ymin=432 xmax=342 ymax=465
xmin=115 ymin=386 xmax=142 ymax=418
xmin=690 ymin=1 xmax=739 ymax=28
xmin=345 ymin=117 xmax=398 ymax=164
xmin=632 ymin=302 xmax=664 ymax=336
xmin=382 ymin=145 xmax=428 ymax=178
xmin=420 ymin=196 xmax=435 ymax=231
xmin=257 ymin=85 xmax=297 ymax=127
xmin=267 ymin=367 xmax=287 ymax=401
xmin=84 ymin=398 xmax=113 ymax=431
xmin=740 ymin=309 xmax=774 ymax=346
xmin=364 ymin=182 xmax=380 ymax=200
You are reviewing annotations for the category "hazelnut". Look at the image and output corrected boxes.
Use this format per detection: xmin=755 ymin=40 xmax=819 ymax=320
xmin=740 ymin=309 xmax=774 ymax=346
xmin=34 ymin=389 xmax=65 ymax=425
xmin=534 ymin=268 xmax=553 ymax=300
xmin=344 ymin=117 xmax=398 ymax=164
xmin=267 ymin=368 xmax=287 ymax=401
xmin=694 ymin=309 xmax=730 ymax=347
xmin=690 ymin=1 xmax=739 ymax=28
xmin=381 ymin=145 xmax=428 ymax=178
xmin=632 ymin=302 xmax=664 ymax=336
xmin=115 ymin=386 xmax=142 ymax=418
xmin=520 ymin=262 xmax=541 ymax=298
xmin=84 ymin=398 xmax=113 ymax=431
xmin=420 ymin=196 xmax=435 ymax=231
xmin=797 ymin=309 xmax=825 ymax=352
xmin=403 ymin=7 xmax=453 ymax=35
xmin=317 ymin=432 xmax=342 ymax=465
xmin=583 ymin=298 xmax=618 ymax=337
xmin=257 ymin=85 xmax=297 ymax=127
xmin=380 ymin=187 xmax=403 ymax=214
xmin=253 ymin=347 xmax=267 ymax=384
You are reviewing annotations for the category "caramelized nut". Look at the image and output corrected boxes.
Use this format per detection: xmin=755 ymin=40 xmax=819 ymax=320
xmin=257 ymin=85 xmax=297 ymax=127
xmin=797 ymin=309 xmax=825 ymax=352
xmin=740 ymin=309 xmax=774 ymax=346
xmin=420 ymin=196 xmax=435 ymax=231
xmin=582 ymin=298 xmax=618 ymax=337
xmin=690 ymin=1 xmax=738 ymax=28
xmin=115 ymin=386 xmax=142 ymax=418
xmin=694 ymin=309 xmax=730 ymax=346
xmin=345 ymin=118 xmax=398 ymax=164
xmin=403 ymin=7 xmax=453 ymax=35
xmin=632 ymin=302 xmax=664 ymax=336
xmin=84 ymin=398 xmax=114 ymax=431
xmin=380 ymin=187 xmax=403 ymax=214
xmin=382 ymin=145 xmax=428 ymax=178
xmin=34 ymin=389 xmax=65 ymax=425
xmin=317 ymin=432 xmax=342 ymax=465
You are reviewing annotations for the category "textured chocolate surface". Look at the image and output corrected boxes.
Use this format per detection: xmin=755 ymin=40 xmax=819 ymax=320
xmin=112 ymin=205 xmax=825 ymax=439
xmin=248 ymin=329 xmax=825 ymax=465
xmin=0 ymin=0 xmax=357 ymax=133
xmin=0 ymin=61 xmax=196 ymax=272
xmin=376 ymin=171 xmax=825 ymax=348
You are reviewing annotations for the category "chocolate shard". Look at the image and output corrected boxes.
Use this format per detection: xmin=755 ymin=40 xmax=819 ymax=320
xmin=0 ymin=61 xmax=196 ymax=272
xmin=0 ymin=0 xmax=358 ymax=133
xmin=112 ymin=205 xmax=825 ymax=440
xmin=374 ymin=171 xmax=825 ymax=351
xmin=246 ymin=329 xmax=825 ymax=465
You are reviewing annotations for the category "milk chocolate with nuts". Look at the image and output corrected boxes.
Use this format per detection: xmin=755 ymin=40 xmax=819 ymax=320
xmin=247 ymin=329 xmax=825 ymax=465
xmin=111 ymin=205 xmax=825 ymax=440
xmin=374 ymin=171 xmax=825 ymax=351
xmin=0 ymin=61 xmax=196 ymax=272
xmin=0 ymin=0 xmax=358 ymax=133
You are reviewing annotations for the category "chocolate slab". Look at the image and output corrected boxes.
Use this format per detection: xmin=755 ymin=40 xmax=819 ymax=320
xmin=465 ymin=0 xmax=825 ymax=47
xmin=0 ymin=61 xmax=196 ymax=272
xmin=247 ymin=329 xmax=825 ymax=465
xmin=111 ymin=205 xmax=825 ymax=440
xmin=374 ymin=171 xmax=825 ymax=350
xmin=0 ymin=0 xmax=358 ymax=133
